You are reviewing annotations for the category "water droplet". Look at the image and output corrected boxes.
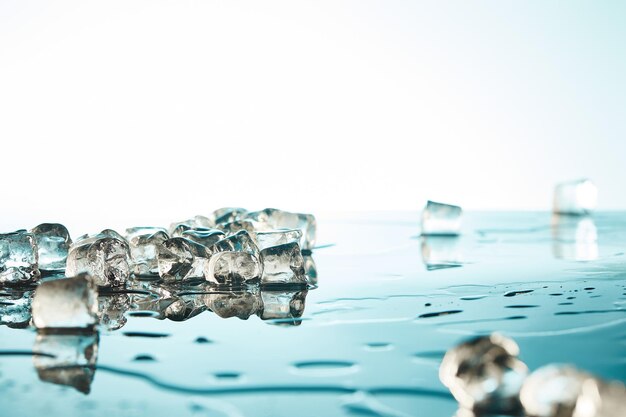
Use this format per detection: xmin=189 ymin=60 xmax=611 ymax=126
xmin=123 ymin=332 xmax=170 ymax=338
xmin=418 ymin=310 xmax=462 ymax=319
xmin=195 ymin=337 xmax=212 ymax=344
xmin=133 ymin=354 xmax=156 ymax=362
xmin=504 ymin=290 xmax=534 ymax=297
xmin=364 ymin=343 xmax=393 ymax=352
xmin=291 ymin=361 xmax=358 ymax=376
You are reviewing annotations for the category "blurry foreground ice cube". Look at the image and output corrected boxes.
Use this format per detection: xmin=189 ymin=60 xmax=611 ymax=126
xmin=0 ymin=230 xmax=40 ymax=285
xmin=30 ymin=223 xmax=72 ymax=272
xmin=439 ymin=333 xmax=528 ymax=413
xmin=574 ymin=377 xmax=626 ymax=417
xmin=246 ymin=208 xmax=316 ymax=250
xmin=66 ymin=231 xmax=131 ymax=287
xmin=553 ymin=179 xmax=597 ymax=215
xmin=32 ymin=275 xmax=99 ymax=329
xmin=125 ymin=227 xmax=169 ymax=276
xmin=421 ymin=201 xmax=462 ymax=236
xmin=204 ymin=290 xmax=262 ymax=319
xmin=260 ymin=242 xmax=307 ymax=286
xmin=33 ymin=332 xmax=99 ymax=394
xmin=259 ymin=290 xmax=307 ymax=323
xmin=157 ymin=237 xmax=209 ymax=282
xmin=551 ymin=215 xmax=598 ymax=261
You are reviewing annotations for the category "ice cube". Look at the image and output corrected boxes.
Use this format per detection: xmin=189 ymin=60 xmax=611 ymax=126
xmin=520 ymin=365 xmax=591 ymax=417
xmin=98 ymin=293 xmax=130 ymax=330
xmin=176 ymin=228 xmax=225 ymax=247
xmin=31 ymin=275 xmax=99 ymax=329
xmin=574 ymin=378 xmax=626 ymax=417
xmin=66 ymin=231 xmax=131 ymax=287
xmin=254 ymin=229 xmax=302 ymax=251
xmin=439 ymin=333 xmax=528 ymax=413
xmin=0 ymin=289 xmax=33 ymax=328
xmin=260 ymin=242 xmax=307 ymax=286
xmin=420 ymin=236 xmax=462 ymax=270
xmin=30 ymin=223 xmax=72 ymax=272
xmin=204 ymin=290 xmax=262 ymax=319
xmin=551 ymin=215 xmax=598 ymax=261
xmin=205 ymin=251 xmax=261 ymax=286
xmin=164 ymin=293 xmax=207 ymax=321
xmin=210 ymin=207 xmax=248 ymax=226
xmin=210 ymin=230 xmax=260 ymax=257
xmin=125 ymin=227 xmax=169 ymax=276
xmin=259 ymin=290 xmax=308 ymax=323
xmin=129 ymin=284 xmax=178 ymax=319
xmin=217 ymin=219 xmax=261 ymax=236
xmin=246 ymin=208 xmax=316 ymax=250
xmin=0 ymin=230 xmax=40 ymax=285
xmin=553 ymin=179 xmax=597 ymax=215
xmin=168 ymin=215 xmax=213 ymax=235
xmin=303 ymin=254 xmax=317 ymax=286
xmin=421 ymin=200 xmax=462 ymax=236
xmin=157 ymin=237 xmax=209 ymax=282
xmin=33 ymin=332 xmax=99 ymax=394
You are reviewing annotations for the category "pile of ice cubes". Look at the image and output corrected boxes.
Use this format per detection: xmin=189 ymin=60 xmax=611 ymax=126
xmin=440 ymin=334 xmax=625 ymax=417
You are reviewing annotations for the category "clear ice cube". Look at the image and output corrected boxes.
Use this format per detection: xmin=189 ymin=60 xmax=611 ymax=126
xmin=66 ymin=231 xmax=131 ymax=287
xmin=0 ymin=230 xmax=40 ymax=285
xmin=98 ymin=293 xmax=130 ymax=330
xmin=260 ymin=242 xmax=307 ymax=286
xmin=205 ymin=251 xmax=261 ymax=286
xmin=254 ymin=229 xmax=303 ymax=251
xmin=157 ymin=237 xmax=209 ymax=282
xmin=0 ymin=289 xmax=33 ymax=328
xmin=439 ymin=333 xmax=528 ymax=413
xmin=168 ymin=215 xmax=213 ymax=235
xmin=553 ymin=179 xmax=597 ymax=215
xmin=204 ymin=290 xmax=262 ymax=319
xmin=125 ymin=227 xmax=169 ymax=276
xmin=33 ymin=332 xmax=99 ymax=394
xmin=246 ymin=208 xmax=316 ymax=250
xmin=31 ymin=275 xmax=99 ymax=329
xmin=30 ymin=223 xmax=72 ymax=272
xmin=217 ymin=219 xmax=261 ymax=236
xmin=259 ymin=290 xmax=307 ymax=323
xmin=520 ymin=365 xmax=591 ymax=417
xmin=421 ymin=200 xmax=462 ymax=236
xmin=210 ymin=207 xmax=248 ymax=226
xmin=209 ymin=230 xmax=260 ymax=257
xmin=176 ymin=228 xmax=225 ymax=247
xmin=164 ymin=293 xmax=207 ymax=321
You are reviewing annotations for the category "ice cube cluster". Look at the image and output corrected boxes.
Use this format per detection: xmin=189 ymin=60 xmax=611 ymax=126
xmin=441 ymin=334 xmax=626 ymax=417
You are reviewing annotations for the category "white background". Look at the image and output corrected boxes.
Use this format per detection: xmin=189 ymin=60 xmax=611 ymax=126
xmin=1 ymin=1 xmax=625 ymax=232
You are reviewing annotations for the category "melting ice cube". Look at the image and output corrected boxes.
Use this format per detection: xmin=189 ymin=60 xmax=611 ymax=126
xmin=421 ymin=201 xmax=462 ymax=236
xmin=125 ymin=227 xmax=169 ymax=276
xmin=0 ymin=230 xmax=40 ymax=285
xmin=31 ymin=275 xmax=99 ymax=329
xmin=66 ymin=231 xmax=131 ymax=287
xmin=30 ymin=223 xmax=72 ymax=272
xmin=553 ymin=179 xmax=597 ymax=215
xmin=245 ymin=208 xmax=316 ymax=250
xmin=260 ymin=242 xmax=307 ymax=286
xmin=439 ymin=333 xmax=528 ymax=413
xmin=33 ymin=332 xmax=99 ymax=394
xmin=157 ymin=237 xmax=209 ymax=282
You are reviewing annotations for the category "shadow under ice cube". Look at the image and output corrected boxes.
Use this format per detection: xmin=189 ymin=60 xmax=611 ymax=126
xmin=30 ymin=223 xmax=72 ymax=272
xmin=421 ymin=200 xmax=462 ymax=236
xmin=0 ymin=230 xmax=40 ymax=285
xmin=31 ymin=275 xmax=99 ymax=329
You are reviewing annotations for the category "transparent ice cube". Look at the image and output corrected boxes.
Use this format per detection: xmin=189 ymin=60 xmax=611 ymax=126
xmin=421 ymin=200 xmax=462 ymax=236
xmin=211 ymin=207 xmax=248 ymax=226
xmin=30 ymin=223 xmax=72 ymax=272
xmin=157 ymin=237 xmax=209 ymax=282
xmin=0 ymin=230 xmax=40 ymax=285
xmin=259 ymin=290 xmax=308 ymax=323
xmin=168 ymin=215 xmax=213 ymax=235
xmin=33 ymin=332 xmax=99 ymax=394
xmin=98 ymin=293 xmax=130 ymax=331
xmin=205 ymin=251 xmax=261 ymax=286
xmin=209 ymin=230 xmax=260 ymax=258
xmin=439 ymin=333 xmax=528 ymax=413
xmin=260 ymin=242 xmax=307 ymax=286
xmin=66 ymin=231 xmax=131 ymax=287
xmin=254 ymin=229 xmax=302 ymax=251
xmin=125 ymin=227 xmax=169 ymax=276
xmin=553 ymin=179 xmax=597 ymax=215
xmin=0 ymin=289 xmax=33 ymax=328
xmin=164 ymin=293 xmax=207 ymax=321
xmin=31 ymin=275 xmax=99 ymax=329
xmin=204 ymin=290 xmax=262 ymax=319
xmin=246 ymin=208 xmax=316 ymax=250
xmin=176 ymin=228 xmax=225 ymax=247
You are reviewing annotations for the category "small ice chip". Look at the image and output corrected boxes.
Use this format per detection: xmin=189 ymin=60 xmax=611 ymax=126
xmin=439 ymin=333 xmax=528 ymax=414
xmin=157 ymin=237 xmax=209 ymax=282
xmin=553 ymin=179 xmax=597 ymax=215
xmin=66 ymin=231 xmax=131 ymax=287
xmin=0 ymin=230 xmax=40 ymax=285
xmin=31 ymin=275 xmax=99 ymax=329
xmin=33 ymin=332 xmax=99 ymax=394
xmin=421 ymin=200 xmax=462 ymax=236
xmin=260 ymin=242 xmax=307 ymax=286
xmin=126 ymin=227 xmax=169 ymax=276
xmin=30 ymin=223 xmax=72 ymax=272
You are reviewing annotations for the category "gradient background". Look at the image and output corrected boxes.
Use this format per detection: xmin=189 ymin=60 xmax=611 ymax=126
xmin=1 ymin=1 xmax=624 ymax=230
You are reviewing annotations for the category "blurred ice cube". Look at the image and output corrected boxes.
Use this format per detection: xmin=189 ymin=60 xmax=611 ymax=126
xmin=246 ymin=208 xmax=316 ymax=250
xmin=66 ymin=231 xmax=131 ymax=287
xmin=420 ymin=236 xmax=462 ymax=270
xmin=259 ymin=290 xmax=307 ymax=323
xmin=439 ymin=333 xmax=528 ymax=413
xmin=30 ymin=223 xmax=72 ymax=272
xmin=260 ymin=242 xmax=307 ymax=286
xmin=574 ymin=378 xmax=626 ymax=417
xmin=32 ymin=275 xmax=99 ymax=329
xmin=157 ymin=237 xmax=209 ymax=282
xmin=551 ymin=215 xmax=598 ymax=261
xmin=0 ymin=289 xmax=33 ymax=328
xmin=168 ymin=215 xmax=213 ymax=235
xmin=125 ymin=227 xmax=169 ymax=276
xmin=421 ymin=201 xmax=462 ymax=236
xmin=553 ymin=179 xmax=597 ymax=215
xmin=204 ymin=290 xmax=262 ymax=319
xmin=33 ymin=332 xmax=99 ymax=394
xmin=0 ymin=230 xmax=40 ymax=285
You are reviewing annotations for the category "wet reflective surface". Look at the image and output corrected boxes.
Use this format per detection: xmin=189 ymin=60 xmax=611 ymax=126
xmin=1 ymin=212 xmax=625 ymax=416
